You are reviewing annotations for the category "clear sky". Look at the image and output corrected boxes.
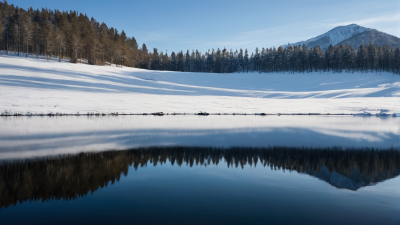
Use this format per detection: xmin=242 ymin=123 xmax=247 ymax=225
xmin=7 ymin=0 xmax=400 ymax=53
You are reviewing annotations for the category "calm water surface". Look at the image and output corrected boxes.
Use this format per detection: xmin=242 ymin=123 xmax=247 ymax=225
xmin=0 ymin=116 xmax=399 ymax=224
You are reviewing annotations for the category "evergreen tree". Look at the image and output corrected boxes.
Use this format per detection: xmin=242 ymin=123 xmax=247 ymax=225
xmin=394 ymin=47 xmax=400 ymax=74
xmin=367 ymin=42 xmax=377 ymax=72
xmin=324 ymin=44 xmax=333 ymax=71
xmin=244 ymin=49 xmax=249 ymax=73
xmin=184 ymin=50 xmax=190 ymax=72
xmin=170 ymin=51 xmax=177 ymax=71
xmin=238 ymin=49 xmax=244 ymax=73
xmin=356 ymin=44 xmax=367 ymax=72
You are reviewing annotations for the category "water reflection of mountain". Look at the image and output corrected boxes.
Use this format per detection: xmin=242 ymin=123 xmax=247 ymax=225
xmin=1 ymin=147 xmax=399 ymax=209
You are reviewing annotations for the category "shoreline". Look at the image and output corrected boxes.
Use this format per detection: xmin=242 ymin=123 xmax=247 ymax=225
xmin=0 ymin=112 xmax=397 ymax=117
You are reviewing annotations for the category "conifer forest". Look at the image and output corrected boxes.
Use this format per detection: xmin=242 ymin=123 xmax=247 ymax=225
xmin=0 ymin=1 xmax=399 ymax=74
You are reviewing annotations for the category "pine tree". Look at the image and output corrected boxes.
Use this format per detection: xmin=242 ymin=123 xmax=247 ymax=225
xmin=184 ymin=50 xmax=190 ymax=72
xmin=206 ymin=50 xmax=214 ymax=73
xmin=367 ymin=42 xmax=377 ymax=72
xmin=170 ymin=51 xmax=177 ymax=71
xmin=333 ymin=47 xmax=341 ymax=72
xmin=244 ymin=49 xmax=249 ymax=73
xmin=394 ymin=47 xmax=400 ymax=74
xmin=238 ymin=49 xmax=244 ymax=73
xmin=0 ymin=11 xmax=5 ymax=44
xmin=356 ymin=44 xmax=367 ymax=72
xmin=325 ymin=44 xmax=334 ymax=71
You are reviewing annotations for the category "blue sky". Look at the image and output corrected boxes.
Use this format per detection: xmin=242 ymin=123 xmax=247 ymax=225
xmin=7 ymin=0 xmax=400 ymax=53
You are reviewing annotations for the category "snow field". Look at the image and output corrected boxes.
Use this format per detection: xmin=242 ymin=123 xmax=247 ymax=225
xmin=0 ymin=54 xmax=399 ymax=114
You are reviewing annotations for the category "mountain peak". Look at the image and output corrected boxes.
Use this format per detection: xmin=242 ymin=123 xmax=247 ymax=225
xmin=286 ymin=24 xmax=371 ymax=50
xmin=345 ymin=23 xmax=362 ymax=27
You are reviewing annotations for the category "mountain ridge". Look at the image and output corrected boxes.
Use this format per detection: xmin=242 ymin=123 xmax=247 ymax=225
xmin=284 ymin=24 xmax=400 ymax=50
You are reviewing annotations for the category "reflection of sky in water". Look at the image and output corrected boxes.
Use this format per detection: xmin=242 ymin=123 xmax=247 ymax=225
xmin=0 ymin=116 xmax=399 ymax=159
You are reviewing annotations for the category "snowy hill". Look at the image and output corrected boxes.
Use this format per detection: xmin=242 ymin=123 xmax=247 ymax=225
xmin=285 ymin=24 xmax=400 ymax=50
xmin=0 ymin=54 xmax=399 ymax=115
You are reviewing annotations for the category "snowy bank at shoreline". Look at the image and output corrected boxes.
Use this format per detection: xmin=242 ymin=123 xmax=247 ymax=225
xmin=0 ymin=54 xmax=399 ymax=115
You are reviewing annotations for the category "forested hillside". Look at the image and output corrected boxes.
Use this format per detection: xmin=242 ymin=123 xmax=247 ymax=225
xmin=0 ymin=1 xmax=399 ymax=74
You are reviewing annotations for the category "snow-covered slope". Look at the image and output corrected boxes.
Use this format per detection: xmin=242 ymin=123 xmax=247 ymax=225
xmin=285 ymin=24 xmax=370 ymax=50
xmin=336 ymin=29 xmax=400 ymax=51
xmin=0 ymin=54 xmax=399 ymax=114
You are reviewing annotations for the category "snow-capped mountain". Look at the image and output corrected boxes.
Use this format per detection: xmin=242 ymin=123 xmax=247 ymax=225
xmin=284 ymin=24 xmax=400 ymax=50
xmin=336 ymin=29 xmax=400 ymax=51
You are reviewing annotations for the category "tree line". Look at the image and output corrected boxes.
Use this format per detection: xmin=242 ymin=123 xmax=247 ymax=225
xmin=1 ymin=1 xmax=399 ymax=74
xmin=152 ymin=43 xmax=400 ymax=74
xmin=1 ymin=146 xmax=399 ymax=208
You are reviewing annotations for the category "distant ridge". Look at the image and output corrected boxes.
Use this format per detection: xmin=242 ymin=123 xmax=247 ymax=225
xmin=284 ymin=24 xmax=400 ymax=50
xmin=337 ymin=29 xmax=400 ymax=51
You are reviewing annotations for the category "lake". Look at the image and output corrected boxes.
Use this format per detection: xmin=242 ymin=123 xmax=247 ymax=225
xmin=0 ymin=116 xmax=399 ymax=224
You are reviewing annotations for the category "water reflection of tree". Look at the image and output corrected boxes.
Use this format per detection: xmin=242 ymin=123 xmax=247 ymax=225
xmin=0 ymin=147 xmax=399 ymax=209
